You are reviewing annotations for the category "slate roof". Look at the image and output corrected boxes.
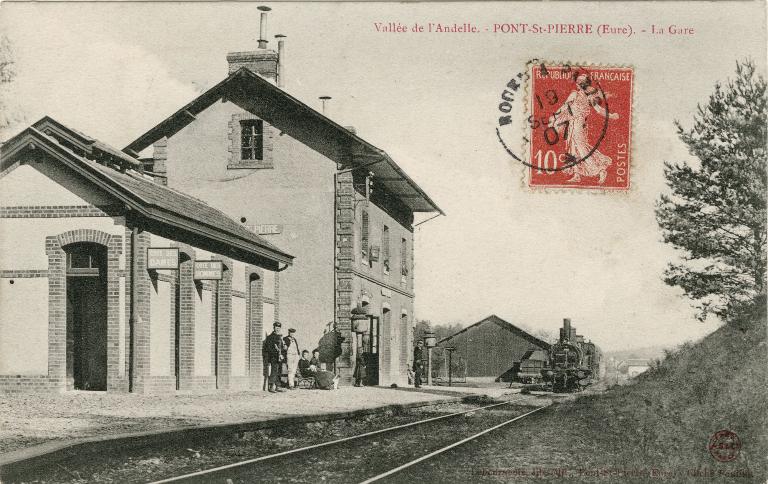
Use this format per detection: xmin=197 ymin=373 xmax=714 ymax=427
xmin=123 ymin=67 xmax=443 ymax=215
xmin=437 ymin=314 xmax=552 ymax=350
xmin=33 ymin=116 xmax=143 ymax=170
xmin=1 ymin=120 xmax=294 ymax=267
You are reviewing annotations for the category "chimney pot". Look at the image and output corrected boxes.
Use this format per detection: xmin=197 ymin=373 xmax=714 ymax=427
xmin=319 ymin=96 xmax=332 ymax=116
xmin=275 ymin=34 xmax=286 ymax=88
xmin=257 ymin=6 xmax=271 ymax=49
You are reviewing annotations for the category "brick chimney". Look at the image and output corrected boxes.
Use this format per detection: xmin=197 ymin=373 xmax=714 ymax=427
xmin=227 ymin=50 xmax=278 ymax=80
xmin=227 ymin=6 xmax=278 ymax=82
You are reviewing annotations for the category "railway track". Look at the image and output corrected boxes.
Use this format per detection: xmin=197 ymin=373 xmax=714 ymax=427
xmin=150 ymin=401 xmax=549 ymax=484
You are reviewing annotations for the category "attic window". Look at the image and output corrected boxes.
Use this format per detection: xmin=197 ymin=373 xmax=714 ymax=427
xmin=240 ymin=120 xmax=263 ymax=161
xmin=228 ymin=114 xmax=272 ymax=170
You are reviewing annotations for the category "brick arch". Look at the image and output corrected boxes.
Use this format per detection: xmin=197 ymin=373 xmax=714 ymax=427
xmin=46 ymin=228 xmax=123 ymax=391
xmin=56 ymin=229 xmax=115 ymax=250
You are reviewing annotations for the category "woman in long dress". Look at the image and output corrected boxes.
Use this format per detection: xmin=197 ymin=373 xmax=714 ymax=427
xmin=550 ymin=73 xmax=619 ymax=184
xmin=309 ymin=350 xmax=339 ymax=390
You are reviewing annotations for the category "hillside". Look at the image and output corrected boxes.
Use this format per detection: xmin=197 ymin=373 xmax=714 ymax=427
xmin=562 ymin=301 xmax=767 ymax=482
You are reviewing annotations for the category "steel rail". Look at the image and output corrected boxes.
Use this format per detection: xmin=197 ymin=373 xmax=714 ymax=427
xmin=149 ymin=400 xmax=513 ymax=484
xmin=358 ymin=405 xmax=549 ymax=484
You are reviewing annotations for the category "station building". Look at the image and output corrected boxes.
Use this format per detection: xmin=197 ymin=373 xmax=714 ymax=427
xmin=0 ymin=118 xmax=293 ymax=393
xmin=123 ymin=33 xmax=442 ymax=385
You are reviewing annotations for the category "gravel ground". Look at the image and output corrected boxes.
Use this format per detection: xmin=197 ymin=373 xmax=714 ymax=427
xmin=6 ymin=394 xmax=550 ymax=483
xmin=200 ymin=403 xmax=541 ymax=484
xmin=0 ymin=387 xmax=478 ymax=456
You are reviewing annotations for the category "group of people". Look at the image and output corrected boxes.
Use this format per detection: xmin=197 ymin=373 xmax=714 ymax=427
xmin=264 ymin=321 xmax=431 ymax=391
xmin=263 ymin=321 xmax=339 ymax=392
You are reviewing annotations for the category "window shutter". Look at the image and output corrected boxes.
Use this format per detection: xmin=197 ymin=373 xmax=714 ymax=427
xmin=382 ymin=225 xmax=390 ymax=271
xmin=401 ymin=237 xmax=408 ymax=275
xmin=361 ymin=211 xmax=369 ymax=257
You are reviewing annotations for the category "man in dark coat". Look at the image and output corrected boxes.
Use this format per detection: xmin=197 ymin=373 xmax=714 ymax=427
xmin=413 ymin=340 xmax=426 ymax=388
xmin=264 ymin=322 xmax=286 ymax=393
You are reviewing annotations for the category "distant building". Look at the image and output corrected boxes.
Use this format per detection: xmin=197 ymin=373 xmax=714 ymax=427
xmin=621 ymin=359 xmax=651 ymax=377
xmin=436 ymin=315 xmax=551 ymax=383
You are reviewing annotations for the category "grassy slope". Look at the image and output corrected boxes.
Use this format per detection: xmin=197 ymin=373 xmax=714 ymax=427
xmin=564 ymin=307 xmax=767 ymax=482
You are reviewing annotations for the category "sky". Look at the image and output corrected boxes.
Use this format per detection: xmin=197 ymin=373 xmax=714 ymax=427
xmin=1 ymin=1 xmax=765 ymax=351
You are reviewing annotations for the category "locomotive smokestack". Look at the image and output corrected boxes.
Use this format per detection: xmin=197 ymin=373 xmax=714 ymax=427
xmin=257 ymin=6 xmax=271 ymax=49
xmin=562 ymin=318 xmax=572 ymax=341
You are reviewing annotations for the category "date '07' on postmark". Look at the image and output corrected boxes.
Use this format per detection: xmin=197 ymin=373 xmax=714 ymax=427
xmin=527 ymin=64 xmax=633 ymax=190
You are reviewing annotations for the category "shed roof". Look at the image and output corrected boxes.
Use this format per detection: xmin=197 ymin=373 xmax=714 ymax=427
xmin=437 ymin=314 xmax=552 ymax=350
xmin=123 ymin=67 xmax=443 ymax=215
xmin=1 ymin=120 xmax=294 ymax=269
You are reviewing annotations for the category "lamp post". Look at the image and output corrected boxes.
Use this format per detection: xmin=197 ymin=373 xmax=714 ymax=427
xmin=444 ymin=346 xmax=456 ymax=387
xmin=424 ymin=330 xmax=436 ymax=386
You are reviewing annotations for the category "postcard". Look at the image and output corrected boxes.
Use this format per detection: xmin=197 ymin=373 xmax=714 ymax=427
xmin=0 ymin=1 xmax=765 ymax=482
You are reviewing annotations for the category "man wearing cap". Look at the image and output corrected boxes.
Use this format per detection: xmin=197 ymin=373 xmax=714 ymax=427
xmin=283 ymin=328 xmax=301 ymax=389
xmin=264 ymin=322 xmax=286 ymax=393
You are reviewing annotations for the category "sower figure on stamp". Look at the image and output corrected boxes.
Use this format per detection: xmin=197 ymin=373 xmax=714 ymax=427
xmin=413 ymin=340 xmax=426 ymax=388
xmin=264 ymin=322 xmax=286 ymax=393
xmin=283 ymin=328 xmax=301 ymax=390
xmin=549 ymin=73 xmax=619 ymax=184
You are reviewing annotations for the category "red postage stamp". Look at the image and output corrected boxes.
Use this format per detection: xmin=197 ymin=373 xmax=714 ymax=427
xmin=527 ymin=64 xmax=633 ymax=190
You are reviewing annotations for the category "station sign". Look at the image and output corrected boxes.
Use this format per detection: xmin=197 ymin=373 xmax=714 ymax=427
xmin=253 ymin=224 xmax=283 ymax=235
xmin=194 ymin=260 xmax=223 ymax=280
xmin=147 ymin=247 xmax=179 ymax=270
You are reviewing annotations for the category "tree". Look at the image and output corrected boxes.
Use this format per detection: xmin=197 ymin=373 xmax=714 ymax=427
xmin=0 ymin=34 xmax=23 ymax=140
xmin=656 ymin=61 xmax=767 ymax=322
xmin=532 ymin=328 xmax=558 ymax=345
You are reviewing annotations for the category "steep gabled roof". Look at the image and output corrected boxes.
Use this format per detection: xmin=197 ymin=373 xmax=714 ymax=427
xmin=1 ymin=120 xmax=294 ymax=269
xmin=438 ymin=314 xmax=552 ymax=350
xmin=123 ymin=67 xmax=443 ymax=215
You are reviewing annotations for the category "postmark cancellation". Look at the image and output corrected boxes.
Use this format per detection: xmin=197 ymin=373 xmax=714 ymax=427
xmin=497 ymin=61 xmax=634 ymax=191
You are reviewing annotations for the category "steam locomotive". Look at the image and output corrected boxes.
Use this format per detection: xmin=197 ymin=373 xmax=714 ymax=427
xmin=518 ymin=318 xmax=602 ymax=392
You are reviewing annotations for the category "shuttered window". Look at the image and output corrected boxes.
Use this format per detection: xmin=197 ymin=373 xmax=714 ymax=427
xmin=400 ymin=237 xmax=408 ymax=276
xmin=361 ymin=211 xmax=369 ymax=259
xmin=382 ymin=225 xmax=390 ymax=273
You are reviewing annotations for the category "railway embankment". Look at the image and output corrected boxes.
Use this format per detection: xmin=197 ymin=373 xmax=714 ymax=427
xmin=401 ymin=305 xmax=766 ymax=483
xmin=548 ymin=303 xmax=767 ymax=481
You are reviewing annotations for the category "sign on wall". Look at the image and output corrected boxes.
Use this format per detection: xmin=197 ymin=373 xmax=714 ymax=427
xmin=147 ymin=247 xmax=179 ymax=270
xmin=194 ymin=260 xmax=223 ymax=280
xmin=246 ymin=224 xmax=283 ymax=235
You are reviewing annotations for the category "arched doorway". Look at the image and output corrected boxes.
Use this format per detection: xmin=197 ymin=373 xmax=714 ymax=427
xmin=248 ymin=272 xmax=261 ymax=387
xmin=65 ymin=242 xmax=108 ymax=391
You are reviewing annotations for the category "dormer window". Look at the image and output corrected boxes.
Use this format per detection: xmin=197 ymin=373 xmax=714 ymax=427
xmin=240 ymin=120 xmax=263 ymax=161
